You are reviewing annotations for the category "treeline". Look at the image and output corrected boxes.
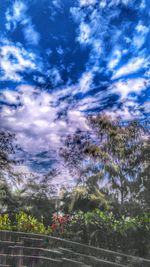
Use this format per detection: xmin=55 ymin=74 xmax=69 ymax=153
xmin=0 ymin=115 xmax=149 ymax=258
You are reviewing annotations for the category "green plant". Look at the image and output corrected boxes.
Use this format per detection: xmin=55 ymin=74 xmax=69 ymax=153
xmin=0 ymin=214 xmax=11 ymax=230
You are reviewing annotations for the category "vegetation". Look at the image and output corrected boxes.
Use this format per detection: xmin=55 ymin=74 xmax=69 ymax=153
xmin=0 ymin=212 xmax=51 ymax=234
xmin=0 ymin=115 xmax=149 ymax=258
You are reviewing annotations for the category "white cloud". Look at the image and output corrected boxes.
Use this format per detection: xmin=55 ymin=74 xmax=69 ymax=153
xmin=67 ymin=110 xmax=89 ymax=131
xmin=52 ymin=0 xmax=62 ymax=8
xmin=109 ymin=0 xmax=130 ymax=6
xmin=1 ymin=90 xmax=20 ymax=104
xmin=92 ymin=39 xmax=102 ymax=57
xmin=133 ymin=22 xmax=149 ymax=49
xmin=77 ymin=22 xmax=91 ymax=44
xmin=136 ymin=23 xmax=148 ymax=34
xmin=5 ymin=1 xmax=27 ymax=30
xmin=145 ymin=69 xmax=150 ymax=78
xmin=48 ymin=0 xmax=63 ymax=21
xmin=0 ymin=85 xmax=89 ymax=154
xmin=79 ymin=0 xmax=96 ymax=7
xmin=144 ymin=101 xmax=150 ymax=113
xmin=140 ymin=0 xmax=146 ymax=9
xmin=46 ymin=68 xmax=62 ymax=87
xmin=105 ymin=100 xmax=141 ymax=120
xmin=56 ymin=46 xmax=64 ymax=55
xmin=111 ymin=78 xmax=149 ymax=99
xmin=0 ymin=86 xmax=62 ymax=153
xmin=23 ymin=24 xmax=40 ymax=45
xmin=99 ymin=0 xmax=131 ymax=8
xmin=0 ymin=41 xmax=37 ymax=81
xmin=78 ymin=71 xmax=93 ymax=93
xmin=33 ymin=76 xmax=46 ymax=84
xmin=112 ymin=57 xmax=149 ymax=80
xmin=108 ymin=48 xmax=122 ymax=69
xmin=12 ymin=1 xmax=27 ymax=20
xmin=71 ymin=0 xmax=121 ymax=73
xmin=5 ymin=1 xmax=40 ymax=45
xmin=99 ymin=0 xmax=107 ymax=8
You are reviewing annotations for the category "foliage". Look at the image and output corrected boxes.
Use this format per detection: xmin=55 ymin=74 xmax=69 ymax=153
xmin=62 ymin=210 xmax=150 ymax=257
xmin=60 ymin=116 xmax=150 ymax=216
xmin=51 ymin=214 xmax=70 ymax=235
xmin=0 ymin=212 xmax=52 ymax=235
xmin=0 ymin=116 xmax=149 ymax=258
xmin=0 ymin=214 xmax=11 ymax=230
xmin=62 ymin=185 xmax=109 ymax=213
xmin=23 ymin=175 xmax=56 ymax=225
xmin=15 ymin=212 xmax=51 ymax=234
xmin=0 ymin=208 xmax=149 ymax=258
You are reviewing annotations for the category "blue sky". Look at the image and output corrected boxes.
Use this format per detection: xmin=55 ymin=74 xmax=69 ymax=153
xmin=0 ymin=0 xmax=150 ymax=182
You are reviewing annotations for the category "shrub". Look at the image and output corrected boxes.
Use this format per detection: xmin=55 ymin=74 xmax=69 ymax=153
xmin=60 ymin=210 xmax=150 ymax=257
xmin=0 ymin=214 xmax=11 ymax=230
xmin=51 ymin=214 xmax=70 ymax=235
xmin=0 ymin=212 xmax=52 ymax=235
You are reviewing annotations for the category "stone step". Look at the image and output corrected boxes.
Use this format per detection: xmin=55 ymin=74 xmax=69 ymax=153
xmin=0 ymin=233 xmax=12 ymax=242
xmin=43 ymin=238 xmax=123 ymax=263
xmin=47 ymin=237 xmax=150 ymax=267
xmin=58 ymin=245 xmax=122 ymax=265
xmin=9 ymin=246 xmax=62 ymax=259
xmin=62 ymin=257 xmax=92 ymax=267
xmin=0 ymin=241 xmax=22 ymax=254
xmin=59 ymin=247 xmax=126 ymax=267
xmin=0 ymin=231 xmax=150 ymax=267
xmin=19 ymin=237 xmax=44 ymax=248
xmin=0 ymin=254 xmax=62 ymax=267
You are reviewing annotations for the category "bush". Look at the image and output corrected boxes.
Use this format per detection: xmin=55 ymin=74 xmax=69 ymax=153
xmin=60 ymin=210 xmax=150 ymax=258
xmin=0 ymin=212 xmax=52 ymax=235
xmin=0 ymin=214 xmax=11 ymax=230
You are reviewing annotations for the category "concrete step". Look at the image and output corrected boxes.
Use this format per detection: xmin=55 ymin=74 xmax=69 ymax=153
xmin=0 ymin=254 xmax=62 ymax=267
xmin=62 ymin=257 xmax=92 ymax=267
xmin=0 ymin=241 xmax=22 ymax=254
xmin=9 ymin=246 xmax=62 ymax=259
xmin=0 ymin=231 xmax=150 ymax=267
xmin=19 ymin=237 xmax=44 ymax=248
xmin=59 ymin=247 xmax=126 ymax=267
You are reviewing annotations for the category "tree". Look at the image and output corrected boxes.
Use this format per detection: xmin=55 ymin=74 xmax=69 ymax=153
xmin=60 ymin=115 xmax=150 ymax=216
xmin=135 ymin=135 xmax=150 ymax=212
xmin=59 ymin=129 xmax=91 ymax=184
xmin=62 ymin=185 xmax=108 ymax=213
xmin=0 ymin=131 xmax=17 ymax=213
xmin=23 ymin=169 xmax=59 ymax=225
xmin=87 ymin=116 xmax=150 ymax=216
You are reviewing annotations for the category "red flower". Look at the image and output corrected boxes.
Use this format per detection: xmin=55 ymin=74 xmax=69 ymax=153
xmin=51 ymin=223 xmax=58 ymax=231
xmin=51 ymin=214 xmax=71 ymax=233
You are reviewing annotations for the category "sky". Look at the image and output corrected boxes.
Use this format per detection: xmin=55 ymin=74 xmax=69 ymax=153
xmin=0 ymin=0 xmax=150 ymax=184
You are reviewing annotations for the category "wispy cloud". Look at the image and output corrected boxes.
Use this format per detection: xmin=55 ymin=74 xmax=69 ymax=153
xmin=78 ymin=71 xmax=93 ymax=93
xmin=79 ymin=0 xmax=96 ymax=7
xmin=46 ymin=68 xmax=62 ymax=87
xmin=0 ymin=85 xmax=89 ymax=154
xmin=5 ymin=0 xmax=27 ymax=30
xmin=132 ymin=22 xmax=149 ymax=50
xmin=5 ymin=1 xmax=40 ymax=46
xmin=23 ymin=24 xmax=40 ymax=45
xmin=77 ymin=22 xmax=91 ymax=45
xmin=108 ymin=48 xmax=122 ymax=70
xmin=110 ymin=78 xmax=149 ymax=99
xmin=112 ymin=57 xmax=149 ymax=80
xmin=0 ymin=40 xmax=37 ymax=82
xmin=1 ymin=0 xmax=150 ymax=176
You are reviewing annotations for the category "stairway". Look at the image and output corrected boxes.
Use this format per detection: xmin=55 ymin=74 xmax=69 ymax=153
xmin=0 ymin=231 xmax=149 ymax=267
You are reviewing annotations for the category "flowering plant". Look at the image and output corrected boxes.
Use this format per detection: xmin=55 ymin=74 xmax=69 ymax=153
xmin=51 ymin=214 xmax=70 ymax=233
